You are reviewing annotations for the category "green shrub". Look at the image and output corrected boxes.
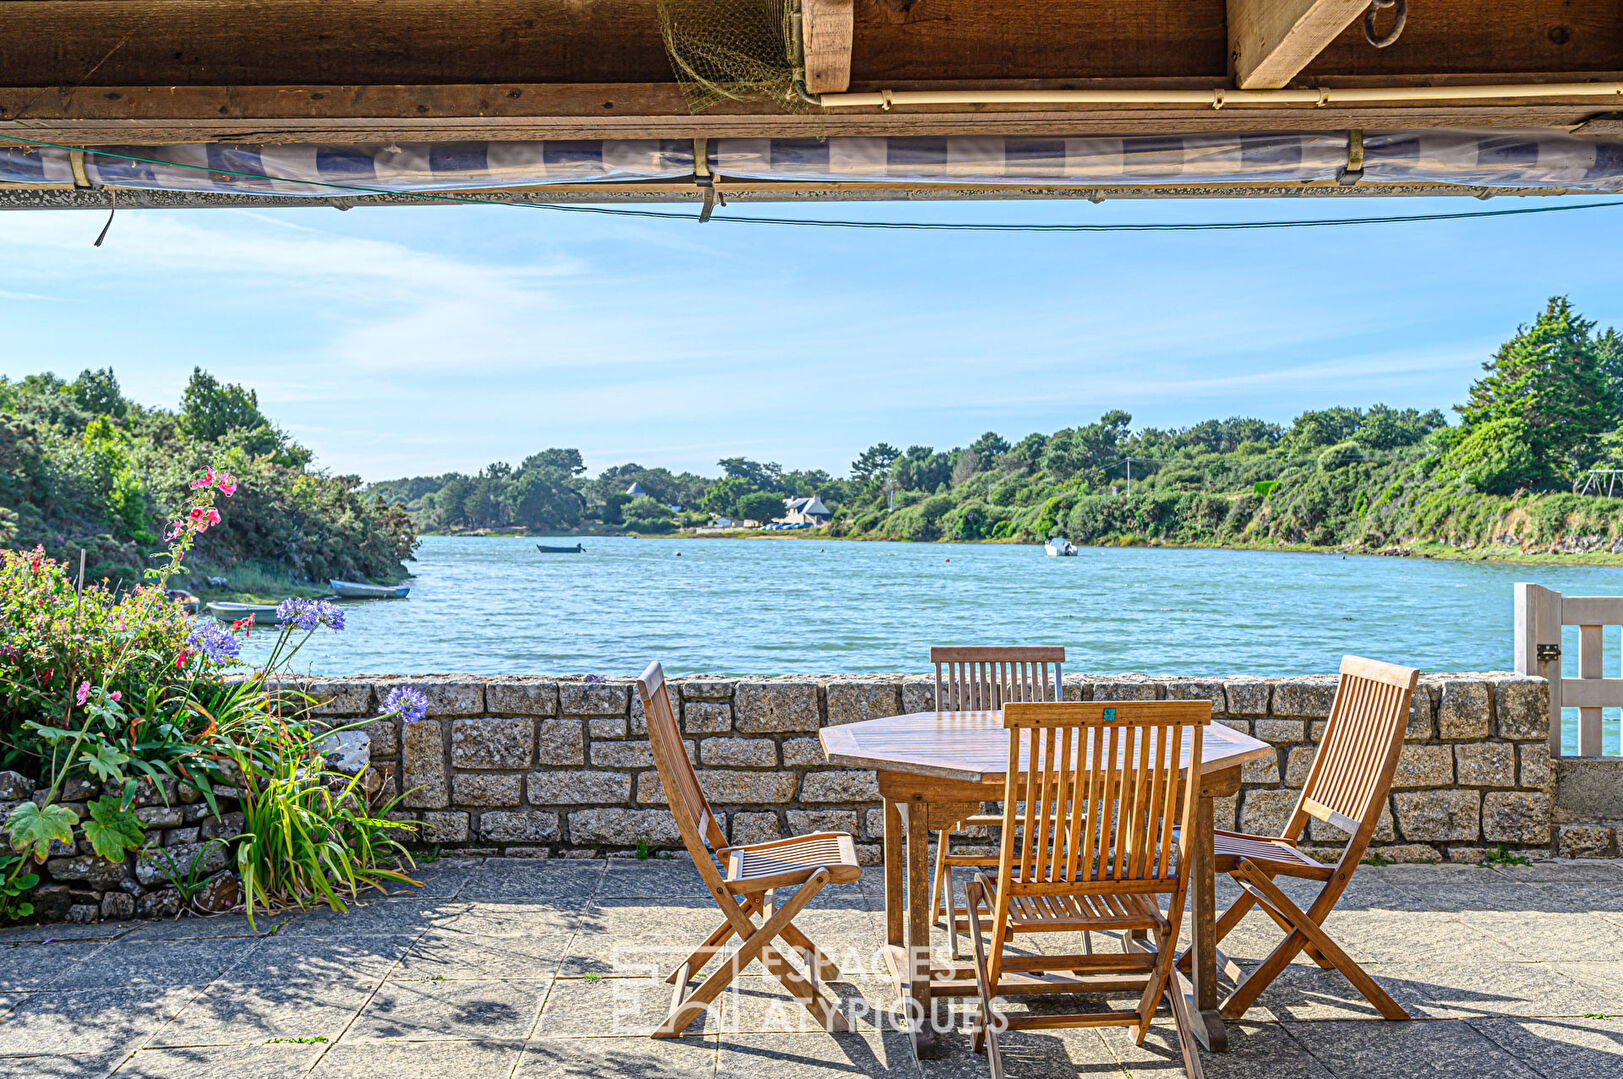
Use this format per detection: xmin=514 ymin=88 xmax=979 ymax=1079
xmin=1442 ymin=417 xmax=1540 ymax=494
xmin=735 ymin=490 xmax=783 ymax=525
xmin=1318 ymin=441 xmax=1363 ymax=471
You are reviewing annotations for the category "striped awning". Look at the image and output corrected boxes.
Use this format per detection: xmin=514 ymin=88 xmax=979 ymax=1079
xmin=2 ymin=131 xmax=1620 ymax=195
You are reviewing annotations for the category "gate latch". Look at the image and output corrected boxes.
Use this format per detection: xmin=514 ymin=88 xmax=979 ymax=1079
xmin=1537 ymin=643 xmax=1562 ymax=662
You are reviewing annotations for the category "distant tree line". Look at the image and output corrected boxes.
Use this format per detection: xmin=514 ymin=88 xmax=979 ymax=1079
xmin=369 ymin=296 xmax=1623 ymax=552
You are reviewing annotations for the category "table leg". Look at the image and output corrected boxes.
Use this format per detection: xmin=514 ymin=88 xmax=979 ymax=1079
xmin=904 ymin=801 xmax=937 ymax=1057
xmin=883 ymin=798 xmax=904 ymax=948
xmin=1188 ymin=788 xmax=1229 ymax=1053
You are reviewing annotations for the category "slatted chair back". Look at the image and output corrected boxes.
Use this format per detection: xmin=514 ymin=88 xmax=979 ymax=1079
xmin=997 ymin=701 xmax=1210 ymax=893
xmin=1285 ymin=655 xmax=1420 ymax=856
xmin=932 ymin=645 xmax=1064 ymax=711
xmin=637 ymin=662 xmax=728 ymax=870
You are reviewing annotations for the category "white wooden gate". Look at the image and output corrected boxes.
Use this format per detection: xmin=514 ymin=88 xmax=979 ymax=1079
xmin=1515 ymin=582 xmax=1623 ymax=757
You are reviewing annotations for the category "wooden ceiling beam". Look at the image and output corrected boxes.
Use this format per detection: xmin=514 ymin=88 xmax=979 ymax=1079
xmin=0 ymin=82 xmax=1608 ymax=145
xmin=6 ymin=1 xmax=1622 ymax=89
xmin=802 ymin=0 xmax=855 ymax=94
xmin=1228 ymin=1 xmax=1371 ymax=89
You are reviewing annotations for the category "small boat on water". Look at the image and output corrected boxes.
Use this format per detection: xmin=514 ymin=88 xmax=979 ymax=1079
xmin=537 ymin=543 xmax=585 ymax=554
xmin=328 ymin=579 xmax=410 ymax=599
xmin=165 ymin=590 xmax=200 ymax=613
xmin=1044 ymin=537 xmax=1078 ymax=557
xmin=205 ymin=601 xmax=285 ymax=625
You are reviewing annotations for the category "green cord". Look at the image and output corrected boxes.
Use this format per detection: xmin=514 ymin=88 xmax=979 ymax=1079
xmin=4 ymin=133 xmax=1622 ymax=233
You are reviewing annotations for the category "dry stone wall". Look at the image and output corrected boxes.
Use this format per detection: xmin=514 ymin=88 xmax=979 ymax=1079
xmin=1 ymin=773 xmax=242 ymax=924
xmin=293 ymin=670 xmax=1557 ymax=864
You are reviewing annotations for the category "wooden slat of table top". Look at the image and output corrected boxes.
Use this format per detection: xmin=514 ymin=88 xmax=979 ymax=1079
xmin=820 ymin=710 xmax=1273 ymax=784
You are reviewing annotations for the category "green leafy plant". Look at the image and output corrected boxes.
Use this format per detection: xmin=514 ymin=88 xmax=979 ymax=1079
xmin=81 ymin=797 xmax=144 ymax=862
xmin=1481 ymin=846 xmax=1532 ymax=867
xmin=0 ymin=853 xmax=39 ymax=922
xmin=5 ymin=802 xmax=78 ymax=863
xmin=223 ymin=722 xmax=417 ymax=930
xmin=634 ymin=835 xmax=653 ymax=861
xmin=152 ymin=838 xmax=233 ymax=910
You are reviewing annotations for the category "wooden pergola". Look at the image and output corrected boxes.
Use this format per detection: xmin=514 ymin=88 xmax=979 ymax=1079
xmin=3 ymin=0 xmax=1622 ymax=208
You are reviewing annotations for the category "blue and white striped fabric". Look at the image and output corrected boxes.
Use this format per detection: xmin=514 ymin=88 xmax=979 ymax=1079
xmin=2 ymin=132 xmax=1621 ymax=194
xmin=710 ymin=134 xmax=1349 ymax=183
xmin=0 ymin=140 xmax=693 ymax=195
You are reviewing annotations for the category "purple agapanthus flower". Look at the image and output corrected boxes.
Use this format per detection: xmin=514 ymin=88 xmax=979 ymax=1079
xmin=276 ymin=598 xmax=345 ymax=633
xmin=317 ymin=600 xmax=345 ymax=631
xmin=187 ymin=620 xmax=241 ymax=664
xmin=382 ymin=686 xmax=429 ymax=724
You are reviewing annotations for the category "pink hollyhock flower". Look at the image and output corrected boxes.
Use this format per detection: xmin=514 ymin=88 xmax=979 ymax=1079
xmin=217 ymin=473 xmax=237 ymax=496
xmin=75 ymin=681 xmax=89 ymax=706
xmin=109 ymin=691 xmax=121 ymax=703
xmin=205 ymin=507 xmax=221 ymax=528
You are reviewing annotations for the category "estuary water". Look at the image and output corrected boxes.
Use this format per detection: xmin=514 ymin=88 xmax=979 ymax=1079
xmin=258 ymin=534 xmax=1623 ymax=681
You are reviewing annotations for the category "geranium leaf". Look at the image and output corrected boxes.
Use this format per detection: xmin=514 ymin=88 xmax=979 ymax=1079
xmin=82 ymin=798 xmax=144 ymax=862
xmin=5 ymin=802 xmax=79 ymax=862
xmin=78 ymin=743 xmax=128 ymax=784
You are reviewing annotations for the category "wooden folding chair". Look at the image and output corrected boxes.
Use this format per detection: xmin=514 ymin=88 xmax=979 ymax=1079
xmin=929 ymin=646 xmax=1064 ymax=959
xmin=1197 ymin=655 xmax=1418 ymax=1022
xmin=965 ymin=701 xmax=1211 ymax=1079
xmin=636 ymin=661 xmax=859 ymax=1038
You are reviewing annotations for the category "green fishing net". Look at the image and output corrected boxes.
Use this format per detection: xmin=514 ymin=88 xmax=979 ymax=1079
xmin=656 ymin=0 xmax=815 ymax=114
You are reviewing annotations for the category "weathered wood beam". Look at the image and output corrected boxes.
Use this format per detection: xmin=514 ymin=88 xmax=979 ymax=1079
xmin=0 ymin=82 xmax=1608 ymax=145
xmin=1228 ymin=0 xmax=1371 ymax=89
xmin=8 ymin=1 xmax=1621 ymax=91
xmin=802 ymin=0 xmax=855 ymax=94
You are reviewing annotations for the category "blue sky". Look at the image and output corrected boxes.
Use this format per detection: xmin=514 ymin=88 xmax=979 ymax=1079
xmin=1 ymin=193 xmax=1620 ymax=482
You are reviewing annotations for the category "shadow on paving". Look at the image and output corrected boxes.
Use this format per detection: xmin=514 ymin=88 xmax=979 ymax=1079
xmin=0 ymin=857 xmax=1615 ymax=1077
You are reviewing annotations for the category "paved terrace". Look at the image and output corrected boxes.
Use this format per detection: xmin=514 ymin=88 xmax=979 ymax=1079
xmin=1 ymin=857 xmax=1621 ymax=1078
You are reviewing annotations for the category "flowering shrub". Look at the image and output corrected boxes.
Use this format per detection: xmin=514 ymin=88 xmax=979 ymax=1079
xmin=0 ymin=466 xmax=417 ymax=922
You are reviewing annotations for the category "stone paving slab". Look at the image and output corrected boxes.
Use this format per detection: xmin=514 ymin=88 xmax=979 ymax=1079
xmin=0 ymin=858 xmax=1619 ymax=1077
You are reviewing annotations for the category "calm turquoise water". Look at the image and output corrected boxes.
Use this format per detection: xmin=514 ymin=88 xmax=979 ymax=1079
xmin=241 ymin=535 xmax=1623 ymax=751
xmin=254 ymin=536 xmax=1623 ymax=709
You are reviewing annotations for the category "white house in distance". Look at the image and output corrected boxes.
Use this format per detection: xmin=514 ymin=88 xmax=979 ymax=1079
xmin=781 ymin=495 xmax=832 ymax=526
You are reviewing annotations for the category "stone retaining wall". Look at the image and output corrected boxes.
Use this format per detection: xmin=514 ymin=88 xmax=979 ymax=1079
xmin=1 ymin=773 xmax=241 ymax=924
xmin=294 ymin=670 xmax=1557 ymax=864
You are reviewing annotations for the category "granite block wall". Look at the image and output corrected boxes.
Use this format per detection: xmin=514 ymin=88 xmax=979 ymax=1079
xmin=288 ymin=670 xmax=1557 ymax=865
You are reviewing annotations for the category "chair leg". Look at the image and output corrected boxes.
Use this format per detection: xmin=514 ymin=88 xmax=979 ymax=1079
xmin=779 ymin=920 xmax=843 ymax=983
xmin=932 ymin=829 xmax=951 ymax=922
xmin=657 ymin=873 xmax=849 ymax=1037
xmin=1229 ymin=862 xmax=1408 ymax=1022
xmin=965 ymin=882 xmax=1003 ymax=1079
xmin=668 ymin=917 xmax=741 ymax=983
xmin=1163 ymin=953 xmax=1208 ymax=1079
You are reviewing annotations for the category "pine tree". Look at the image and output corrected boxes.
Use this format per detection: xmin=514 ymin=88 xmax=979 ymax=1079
xmin=1456 ymin=296 xmax=1611 ymax=483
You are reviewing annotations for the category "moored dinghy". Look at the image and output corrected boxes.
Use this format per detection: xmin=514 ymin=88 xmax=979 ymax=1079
xmin=205 ymin=601 xmax=285 ymax=625
xmin=328 ymin=579 xmax=410 ymax=599
xmin=1044 ymin=537 xmax=1078 ymax=557
xmin=536 ymin=542 xmax=586 ymax=553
